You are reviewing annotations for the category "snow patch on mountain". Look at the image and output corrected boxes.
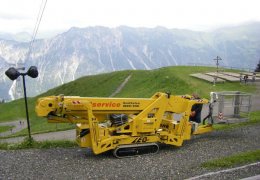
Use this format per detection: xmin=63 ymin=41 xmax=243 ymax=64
xmin=0 ymin=23 xmax=260 ymax=100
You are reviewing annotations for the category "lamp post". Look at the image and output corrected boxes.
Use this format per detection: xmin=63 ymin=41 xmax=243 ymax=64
xmin=5 ymin=66 xmax=38 ymax=140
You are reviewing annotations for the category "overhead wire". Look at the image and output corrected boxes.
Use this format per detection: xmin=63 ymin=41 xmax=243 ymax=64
xmin=25 ymin=0 xmax=48 ymax=62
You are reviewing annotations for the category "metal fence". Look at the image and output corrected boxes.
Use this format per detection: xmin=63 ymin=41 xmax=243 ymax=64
xmin=211 ymin=91 xmax=252 ymax=123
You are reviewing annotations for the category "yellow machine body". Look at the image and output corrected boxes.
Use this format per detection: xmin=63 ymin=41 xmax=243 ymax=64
xmin=35 ymin=92 xmax=212 ymax=155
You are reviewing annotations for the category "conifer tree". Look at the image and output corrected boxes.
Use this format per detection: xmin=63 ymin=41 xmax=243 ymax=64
xmin=255 ymin=59 xmax=260 ymax=72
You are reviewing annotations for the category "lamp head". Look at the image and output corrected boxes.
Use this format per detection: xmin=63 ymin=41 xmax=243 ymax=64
xmin=27 ymin=66 xmax=38 ymax=78
xmin=5 ymin=67 xmax=20 ymax=80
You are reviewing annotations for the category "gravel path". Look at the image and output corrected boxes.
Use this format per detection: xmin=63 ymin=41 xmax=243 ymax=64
xmin=109 ymin=74 xmax=132 ymax=97
xmin=0 ymin=124 xmax=259 ymax=180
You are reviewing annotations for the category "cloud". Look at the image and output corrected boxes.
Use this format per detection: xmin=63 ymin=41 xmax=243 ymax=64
xmin=0 ymin=12 xmax=29 ymax=20
xmin=1 ymin=0 xmax=260 ymax=33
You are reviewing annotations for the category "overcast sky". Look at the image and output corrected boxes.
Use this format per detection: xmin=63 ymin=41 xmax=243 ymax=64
xmin=1 ymin=0 xmax=260 ymax=34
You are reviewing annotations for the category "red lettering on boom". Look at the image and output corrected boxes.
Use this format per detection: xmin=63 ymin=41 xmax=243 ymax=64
xmin=92 ymin=102 xmax=121 ymax=108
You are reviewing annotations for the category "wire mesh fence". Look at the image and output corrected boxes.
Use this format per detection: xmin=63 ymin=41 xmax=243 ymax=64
xmin=212 ymin=91 xmax=252 ymax=123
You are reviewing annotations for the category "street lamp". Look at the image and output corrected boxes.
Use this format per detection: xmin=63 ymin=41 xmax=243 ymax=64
xmin=5 ymin=66 xmax=38 ymax=140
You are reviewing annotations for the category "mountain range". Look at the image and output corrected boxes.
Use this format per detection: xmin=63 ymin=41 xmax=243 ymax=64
xmin=0 ymin=22 xmax=260 ymax=100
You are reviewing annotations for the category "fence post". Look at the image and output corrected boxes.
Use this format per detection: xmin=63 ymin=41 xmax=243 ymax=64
xmin=218 ymin=93 xmax=224 ymax=116
xmin=234 ymin=91 xmax=240 ymax=118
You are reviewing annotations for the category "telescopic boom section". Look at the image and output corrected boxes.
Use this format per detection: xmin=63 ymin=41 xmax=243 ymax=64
xmin=35 ymin=92 xmax=210 ymax=156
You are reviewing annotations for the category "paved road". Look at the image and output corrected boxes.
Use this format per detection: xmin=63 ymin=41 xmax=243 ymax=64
xmin=0 ymin=129 xmax=75 ymax=143
xmin=251 ymin=82 xmax=260 ymax=111
xmin=0 ymin=120 xmax=26 ymax=137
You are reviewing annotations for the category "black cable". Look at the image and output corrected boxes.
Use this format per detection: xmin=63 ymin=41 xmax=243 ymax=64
xmin=25 ymin=0 xmax=48 ymax=62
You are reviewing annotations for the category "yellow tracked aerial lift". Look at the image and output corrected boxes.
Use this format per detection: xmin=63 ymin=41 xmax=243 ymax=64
xmin=35 ymin=92 xmax=213 ymax=157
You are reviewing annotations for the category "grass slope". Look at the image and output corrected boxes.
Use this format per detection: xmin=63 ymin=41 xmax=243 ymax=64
xmin=116 ymin=66 xmax=255 ymax=98
xmin=202 ymin=149 xmax=260 ymax=168
xmin=0 ymin=66 xmax=256 ymax=135
xmin=0 ymin=125 xmax=13 ymax=133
